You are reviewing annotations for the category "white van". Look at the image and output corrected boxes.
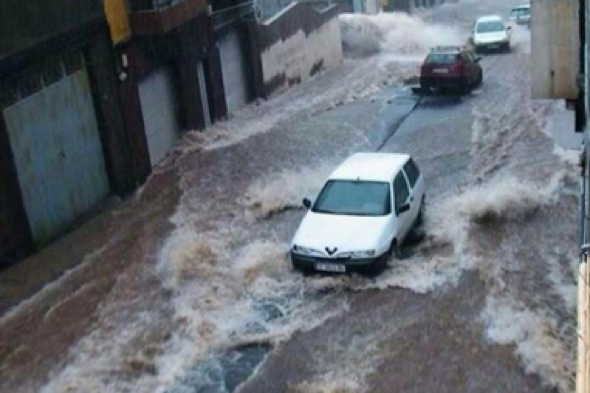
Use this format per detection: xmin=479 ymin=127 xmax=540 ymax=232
xmin=509 ymin=4 xmax=531 ymax=26
xmin=290 ymin=153 xmax=426 ymax=275
xmin=472 ymin=15 xmax=512 ymax=53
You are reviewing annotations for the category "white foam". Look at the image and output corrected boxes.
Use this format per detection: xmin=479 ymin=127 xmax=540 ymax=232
xmin=340 ymin=13 xmax=465 ymax=60
xmin=240 ymin=162 xmax=337 ymax=219
xmin=481 ymin=296 xmax=575 ymax=392
xmin=294 ymin=374 xmax=361 ymax=393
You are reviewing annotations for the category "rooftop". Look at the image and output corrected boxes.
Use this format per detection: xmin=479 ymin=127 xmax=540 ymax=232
xmin=476 ymin=15 xmax=504 ymax=23
xmin=430 ymin=45 xmax=464 ymax=54
xmin=329 ymin=153 xmax=410 ymax=182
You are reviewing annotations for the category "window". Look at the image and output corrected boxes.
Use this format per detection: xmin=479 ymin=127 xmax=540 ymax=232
xmin=511 ymin=8 xmax=530 ymax=18
xmin=476 ymin=21 xmax=505 ymax=33
xmin=404 ymin=159 xmax=420 ymax=188
xmin=426 ymin=53 xmax=457 ymax=65
xmin=393 ymin=173 xmax=410 ymax=213
xmin=313 ymin=180 xmax=391 ymax=216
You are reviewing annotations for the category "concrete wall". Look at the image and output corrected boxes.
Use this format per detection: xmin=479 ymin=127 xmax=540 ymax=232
xmin=259 ymin=0 xmax=295 ymax=20
xmin=254 ymin=3 xmax=343 ymax=97
xmin=531 ymin=0 xmax=580 ymax=99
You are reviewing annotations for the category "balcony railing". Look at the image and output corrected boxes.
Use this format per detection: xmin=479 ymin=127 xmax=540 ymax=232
xmin=128 ymin=0 xmax=188 ymax=12
xmin=211 ymin=1 xmax=254 ymax=30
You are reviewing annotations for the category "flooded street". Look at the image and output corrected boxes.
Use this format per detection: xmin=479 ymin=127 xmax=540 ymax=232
xmin=0 ymin=1 xmax=581 ymax=393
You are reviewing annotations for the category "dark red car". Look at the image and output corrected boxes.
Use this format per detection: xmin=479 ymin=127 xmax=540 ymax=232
xmin=420 ymin=46 xmax=483 ymax=94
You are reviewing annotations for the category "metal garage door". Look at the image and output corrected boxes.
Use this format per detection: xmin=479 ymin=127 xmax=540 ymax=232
xmin=3 ymin=55 xmax=110 ymax=245
xmin=219 ymin=29 xmax=250 ymax=113
xmin=138 ymin=67 xmax=180 ymax=166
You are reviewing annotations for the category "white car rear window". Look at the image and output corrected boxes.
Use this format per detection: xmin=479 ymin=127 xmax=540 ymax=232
xmin=477 ymin=21 xmax=505 ymax=33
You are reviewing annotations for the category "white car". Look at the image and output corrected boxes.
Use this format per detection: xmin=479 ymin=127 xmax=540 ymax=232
xmin=509 ymin=4 xmax=531 ymax=26
xmin=290 ymin=153 xmax=426 ymax=275
xmin=472 ymin=15 xmax=512 ymax=53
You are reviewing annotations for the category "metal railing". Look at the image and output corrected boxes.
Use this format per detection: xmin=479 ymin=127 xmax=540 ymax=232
xmin=128 ymin=0 xmax=186 ymax=12
xmin=211 ymin=1 xmax=255 ymax=30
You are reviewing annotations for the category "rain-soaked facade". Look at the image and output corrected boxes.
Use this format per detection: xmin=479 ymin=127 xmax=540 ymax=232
xmin=0 ymin=0 xmax=131 ymax=263
xmin=0 ymin=0 xmax=229 ymax=264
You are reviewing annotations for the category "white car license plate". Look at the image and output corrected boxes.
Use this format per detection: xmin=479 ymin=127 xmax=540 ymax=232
xmin=433 ymin=68 xmax=449 ymax=74
xmin=316 ymin=263 xmax=346 ymax=273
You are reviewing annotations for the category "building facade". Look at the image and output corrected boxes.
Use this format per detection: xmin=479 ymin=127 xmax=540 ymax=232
xmin=0 ymin=0 xmax=345 ymax=264
xmin=0 ymin=0 xmax=133 ymax=262
xmin=0 ymin=0 xmax=228 ymax=263
xmin=114 ymin=0 xmax=226 ymax=170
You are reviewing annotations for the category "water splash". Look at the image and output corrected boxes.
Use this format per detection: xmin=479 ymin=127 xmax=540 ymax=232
xmin=240 ymin=162 xmax=337 ymax=219
xmin=340 ymin=13 xmax=465 ymax=59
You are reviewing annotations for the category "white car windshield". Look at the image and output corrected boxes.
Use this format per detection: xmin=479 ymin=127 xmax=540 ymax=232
xmin=477 ymin=21 xmax=505 ymax=33
xmin=313 ymin=180 xmax=391 ymax=216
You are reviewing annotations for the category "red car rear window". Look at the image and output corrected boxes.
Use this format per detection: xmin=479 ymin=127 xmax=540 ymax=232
xmin=426 ymin=53 xmax=457 ymax=65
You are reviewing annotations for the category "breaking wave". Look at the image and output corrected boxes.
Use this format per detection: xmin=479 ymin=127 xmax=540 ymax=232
xmin=482 ymin=296 xmax=575 ymax=392
xmin=340 ymin=13 xmax=465 ymax=59
xmin=354 ymin=172 xmax=567 ymax=294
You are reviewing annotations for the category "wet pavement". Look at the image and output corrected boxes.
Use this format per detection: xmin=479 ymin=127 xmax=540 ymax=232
xmin=0 ymin=1 xmax=581 ymax=393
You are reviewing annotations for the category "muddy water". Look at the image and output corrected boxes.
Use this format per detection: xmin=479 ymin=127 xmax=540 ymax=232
xmin=0 ymin=1 xmax=580 ymax=393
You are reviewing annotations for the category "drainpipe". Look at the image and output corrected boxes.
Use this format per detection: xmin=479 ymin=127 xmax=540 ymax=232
xmin=579 ymin=5 xmax=590 ymax=389
xmin=580 ymin=133 xmax=589 ymax=393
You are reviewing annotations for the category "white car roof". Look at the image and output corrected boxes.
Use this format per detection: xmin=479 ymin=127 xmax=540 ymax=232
xmin=329 ymin=153 xmax=410 ymax=183
xmin=513 ymin=4 xmax=530 ymax=10
xmin=476 ymin=15 xmax=504 ymax=23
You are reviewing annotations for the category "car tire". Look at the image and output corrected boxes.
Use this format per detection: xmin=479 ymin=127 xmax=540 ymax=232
xmin=296 ymin=266 xmax=314 ymax=277
xmin=388 ymin=239 xmax=400 ymax=259
xmin=368 ymin=255 xmax=388 ymax=276
xmin=415 ymin=197 xmax=426 ymax=228
xmin=476 ymin=69 xmax=483 ymax=87
xmin=459 ymin=77 xmax=470 ymax=95
xmin=420 ymin=78 xmax=431 ymax=93
xmin=503 ymin=42 xmax=510 ymax=53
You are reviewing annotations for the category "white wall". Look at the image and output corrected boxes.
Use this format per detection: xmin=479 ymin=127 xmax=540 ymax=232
xmin=260 ymin=14 xmax=343 ymax=95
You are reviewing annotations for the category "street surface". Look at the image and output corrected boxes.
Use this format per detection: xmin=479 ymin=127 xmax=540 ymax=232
xmin=0 ymin=1 xmax=581 ymax=393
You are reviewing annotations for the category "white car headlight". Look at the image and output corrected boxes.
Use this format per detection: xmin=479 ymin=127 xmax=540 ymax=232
xmin=337 ymin=250 xmax=377 ymax=259
xmin=292 ymin=245 xmax=323 ymax=256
